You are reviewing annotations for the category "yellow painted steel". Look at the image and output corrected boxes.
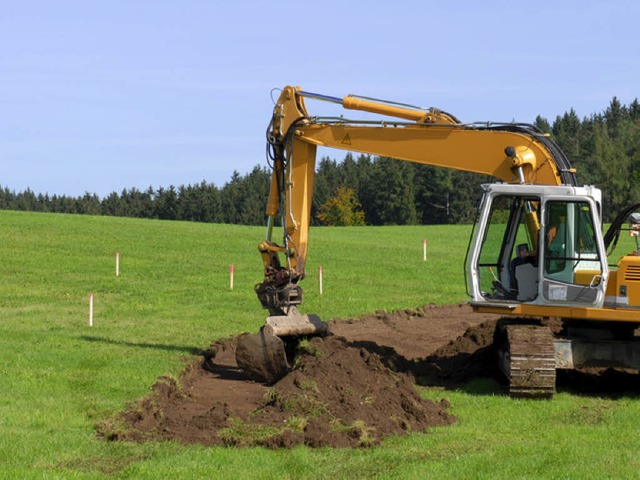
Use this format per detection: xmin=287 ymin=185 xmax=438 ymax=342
xmin=472 ymin=303 xmax=640 ymax=324
xmin=266 ymin=85 xmax=564 ymax=279
xmin=283 ymin=138 xmax=316 ymax=275
xmin=295 ymin=125 xmax=562 ymax=185
xmin=605 ymin=255 xmax=640 ymax=306
xmin=342 ymin=96 xmax=459 ymax=124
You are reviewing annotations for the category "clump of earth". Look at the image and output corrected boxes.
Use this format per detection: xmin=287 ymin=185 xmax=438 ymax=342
xmin=98 ymin=304 xmax=639 ymax=448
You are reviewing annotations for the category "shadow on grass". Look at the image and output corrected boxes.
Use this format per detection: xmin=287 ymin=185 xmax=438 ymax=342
xmin=348 ymin=338 xmax=640 ymax=399
xmin=347 ymin=339 xmax=501 ymax=396
xmin=81 ymin=335 xmax=200 ymax=354
xmin=556 ymin=369 xmax=640 ymax=399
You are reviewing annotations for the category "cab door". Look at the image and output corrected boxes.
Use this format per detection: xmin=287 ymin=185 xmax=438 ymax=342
xmin=471 ymin=192 xmax=541 ymax=302
xmin=540 ymin=198 xmax=607 ymax=307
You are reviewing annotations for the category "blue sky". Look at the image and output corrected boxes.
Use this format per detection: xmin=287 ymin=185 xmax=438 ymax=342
xmin=2 ymin=1 xmax=639 ymax=197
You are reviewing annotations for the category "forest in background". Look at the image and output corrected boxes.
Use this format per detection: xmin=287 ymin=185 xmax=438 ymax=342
xmin=2 ymin=96 xmax=639 ymax=225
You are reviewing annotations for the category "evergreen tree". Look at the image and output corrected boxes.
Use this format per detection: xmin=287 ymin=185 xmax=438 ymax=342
xmin=219 ymin=171 xmax=243 ymax=224
xmin=534 ymin=115 xmax=551 ymax=134
xmin=200 ymin=181 xmax=223 ymax=223
xmin=552 ymin=108 xmax=583 ymax=165
xmin=361 ymin=157 xmax=417 ymax=225
xmin=154 ymin=186 xmax=179 ymax=220
xmin=238 ymin=166 xmax=270 ymax=225
xmin=448 ymin=171 xmax=489 ymax=224
xmin=76 ymin=192 xmax=101 ymax=215
xmin=605 ymin=97 xmax=624 ymax=138
xmin=15 ymin=188 xmax=38 ymax=211
xmin=629 ymin=99 xmax=640 ymax=122
xmin=101 ymin=191 xmax=123 ymax=216
xmin=414 ymin=165 xmax=454 ymax=224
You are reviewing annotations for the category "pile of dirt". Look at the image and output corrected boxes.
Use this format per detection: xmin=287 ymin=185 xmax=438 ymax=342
xmin=413 ymin=319 xmax=500 ymax=388
xmin=235 ymin=335 xmax=455 ymax=447
xmin=329 ymin=304 xmax=502 ymax=389
xmin=101 ymin=334 xmax=455 ymax=448
xmin=98 ymin=304 xmax=502 ymax=448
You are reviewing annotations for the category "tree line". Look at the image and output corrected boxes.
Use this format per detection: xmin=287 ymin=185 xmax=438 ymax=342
xmin=0 ymin=167 xmax=271 ymax=225
xmin=1 ymin=96 xmax=639 ymax=225
xmin=312 ymin=96 xmax=640 ymax=225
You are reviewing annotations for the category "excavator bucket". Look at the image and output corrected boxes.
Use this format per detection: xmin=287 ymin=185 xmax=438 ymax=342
xmin=235 ymin=309 xmax=328 ymax=383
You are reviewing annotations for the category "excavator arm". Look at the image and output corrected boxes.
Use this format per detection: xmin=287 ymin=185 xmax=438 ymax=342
xmin=256 ymin=85 xmax=576 ymax=314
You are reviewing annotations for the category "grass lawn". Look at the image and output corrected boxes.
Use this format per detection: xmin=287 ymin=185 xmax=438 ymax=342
xmin=0 ymin=210 xmax=638 ymax=479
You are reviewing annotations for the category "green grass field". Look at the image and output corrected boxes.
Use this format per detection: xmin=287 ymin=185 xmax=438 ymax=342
xmin=1 ymin=210 xmax=639 ymax=479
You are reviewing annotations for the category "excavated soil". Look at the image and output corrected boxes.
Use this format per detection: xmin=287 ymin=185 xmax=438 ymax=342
xmin=98 ymin=303 xmax=639 ymax=448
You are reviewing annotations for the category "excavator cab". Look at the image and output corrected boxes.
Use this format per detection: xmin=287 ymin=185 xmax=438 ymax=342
xmin=468 ymin=183 xmax=608 ymax=308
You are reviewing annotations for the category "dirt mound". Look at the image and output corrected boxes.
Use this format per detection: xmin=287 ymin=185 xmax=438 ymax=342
xmin=413 ymin=319 xmax=500 ymax=388
xmin=236 ymin=335 xmax=454 ymax=447
xmin=98 ymin=304 xmax=503 ymax=448
xmin=100 ymin=334 xmax=455 ymax=447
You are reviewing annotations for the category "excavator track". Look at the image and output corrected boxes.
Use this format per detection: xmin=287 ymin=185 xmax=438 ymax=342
xmin=498 ymin=323 xmax=556 ymax=399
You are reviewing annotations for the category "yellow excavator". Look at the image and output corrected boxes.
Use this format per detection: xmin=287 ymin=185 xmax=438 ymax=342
xmin=235 ymin=85 xmax=640 ymax=398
